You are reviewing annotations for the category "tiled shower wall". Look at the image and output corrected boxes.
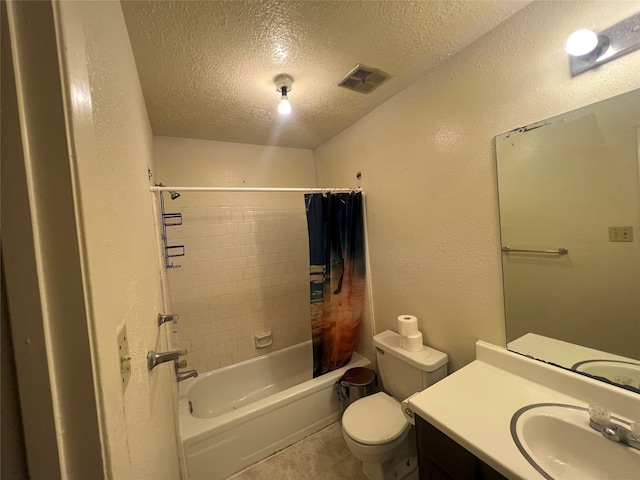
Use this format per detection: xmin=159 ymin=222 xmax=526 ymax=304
xmin=166 ymin=204 xmax=311 ymax=374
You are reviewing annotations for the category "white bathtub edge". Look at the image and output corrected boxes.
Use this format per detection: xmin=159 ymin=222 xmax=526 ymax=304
xmin=181 ymin=351 xmax=369 ymax=443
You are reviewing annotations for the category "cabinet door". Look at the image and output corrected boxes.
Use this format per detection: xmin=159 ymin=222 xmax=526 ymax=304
xmin=416 ymin=416 xmax=507 ymax=480
xmin=418 ymin=456 xmax=455 ymax=480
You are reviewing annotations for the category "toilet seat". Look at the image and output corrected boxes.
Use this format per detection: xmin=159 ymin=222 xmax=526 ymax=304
xmin=342 ymin=392 xmax=409 ymax=445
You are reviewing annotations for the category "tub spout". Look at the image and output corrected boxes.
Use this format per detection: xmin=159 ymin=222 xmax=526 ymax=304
xmin=177 ymin=369 xmax=198 ymax=382
xmin=147 ymin=350 xmax=181 ymax=371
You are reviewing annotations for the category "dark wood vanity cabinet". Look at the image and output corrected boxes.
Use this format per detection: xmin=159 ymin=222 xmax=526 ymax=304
xmin=416 ymin=416 xmax=507 ymax=480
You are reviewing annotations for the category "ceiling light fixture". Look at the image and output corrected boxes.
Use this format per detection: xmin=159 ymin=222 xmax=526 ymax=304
xmin=274 ymin=74 xmax=293 ymax=115
xmin=566 ymin=12 xmax=640 ymax=76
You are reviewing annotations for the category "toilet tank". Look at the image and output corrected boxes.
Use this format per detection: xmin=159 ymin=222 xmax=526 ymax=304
xmin=374 ymin=330 xmax=448 ymax=401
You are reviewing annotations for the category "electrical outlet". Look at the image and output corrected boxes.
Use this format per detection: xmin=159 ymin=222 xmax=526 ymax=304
xmin=609 ymin=226 xmax=633 ymax=242
xmin=118 ymin=325 xmax=131 ymax=391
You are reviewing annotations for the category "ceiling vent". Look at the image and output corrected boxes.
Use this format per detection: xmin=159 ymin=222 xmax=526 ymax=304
xmin=337 ymin=64 xmax=391 ymax=94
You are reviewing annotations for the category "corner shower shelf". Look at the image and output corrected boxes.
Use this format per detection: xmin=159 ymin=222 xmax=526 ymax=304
xmin=163 ymin=212 xmax=183 ymax=226
xmin=159 ymin=193 xmax=185 ymax=269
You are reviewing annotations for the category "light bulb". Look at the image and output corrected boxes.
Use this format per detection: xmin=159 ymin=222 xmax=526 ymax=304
xmin=278 ymin=96 xmax=291 ymax=115
xmin=274 ymin=75 xmax=294 ymax=115
xmin=565 ymin=29 xmax=598 ymax=56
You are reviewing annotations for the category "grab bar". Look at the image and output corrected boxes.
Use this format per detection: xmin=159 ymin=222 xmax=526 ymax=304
xmin=502 ymin=246 xmax=569 ymax=255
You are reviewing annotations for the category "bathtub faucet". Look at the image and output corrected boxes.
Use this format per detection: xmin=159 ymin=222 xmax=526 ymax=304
xmin=177 ymin=369 xmax=198 ymax=382
xmin=147 ymin=350 xmax=182 ymax=371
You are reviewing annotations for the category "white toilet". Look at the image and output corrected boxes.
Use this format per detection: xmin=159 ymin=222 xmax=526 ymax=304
xmin=341 ymin=330 xmax=448 ymax=480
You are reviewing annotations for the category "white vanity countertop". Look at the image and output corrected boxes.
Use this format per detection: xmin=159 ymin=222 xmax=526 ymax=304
xmin=408 ymin=341 xmax=640 ymax=480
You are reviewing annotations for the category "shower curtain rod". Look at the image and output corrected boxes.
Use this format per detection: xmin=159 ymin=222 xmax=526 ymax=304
xmin=150 ymin=186 xmax=362 ymax=194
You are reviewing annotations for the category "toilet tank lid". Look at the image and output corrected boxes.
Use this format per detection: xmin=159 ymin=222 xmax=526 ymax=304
xmin=373 ymin=330 xmax=448 ymax=372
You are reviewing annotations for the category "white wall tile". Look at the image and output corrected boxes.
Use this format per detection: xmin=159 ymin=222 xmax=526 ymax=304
xmin=167 ymin=204 xmax=314 ymax=374
xmin=206 ymin=358 xmax=220 ymax=371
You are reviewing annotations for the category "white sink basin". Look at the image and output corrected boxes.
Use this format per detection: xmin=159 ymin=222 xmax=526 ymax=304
xmin=511 ymin=403 xmax=640 ymax=480
xmin=572 ymin=360 xmax=640 ymax=390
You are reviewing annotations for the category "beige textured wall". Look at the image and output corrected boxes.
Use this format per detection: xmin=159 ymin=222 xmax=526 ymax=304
xmin=55 ymin=2 xmax=181 ymax=478
xmin=314 ymin=1 xmax=640 ymax=371
xmin=153 ymin=136 xmax=316 ymax=206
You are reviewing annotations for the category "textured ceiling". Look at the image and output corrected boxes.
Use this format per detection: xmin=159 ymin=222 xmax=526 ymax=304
xmin=121 ymin=1 xmax=529 ymax=149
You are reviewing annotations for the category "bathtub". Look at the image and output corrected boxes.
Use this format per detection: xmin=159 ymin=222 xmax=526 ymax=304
xmin=180 ymin=340 xmax=371 ymax=480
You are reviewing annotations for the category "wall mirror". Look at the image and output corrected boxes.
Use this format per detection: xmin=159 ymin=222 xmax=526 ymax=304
xmin=495 ymin=88 xmax=640 ymax=393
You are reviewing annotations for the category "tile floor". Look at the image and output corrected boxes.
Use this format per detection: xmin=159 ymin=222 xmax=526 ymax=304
xmin=227 ymin=422 xmax=368 ymax=480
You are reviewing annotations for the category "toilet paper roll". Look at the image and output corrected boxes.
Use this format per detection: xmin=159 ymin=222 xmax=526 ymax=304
xmin=401 ymin=332 xmax=424 ymax=352
xmin=400 ymin=393 xmax=419 ymax=425
xmin=397 ymin=315 xmax=419 ymax=336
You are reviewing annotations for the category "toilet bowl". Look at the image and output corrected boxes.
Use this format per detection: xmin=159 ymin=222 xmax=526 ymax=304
xmin=341 ymin=330 xmax=448 ymax=480
xmin=342 ymin=392 xmax=417 ymax=480
xmin=342 ymin=392 xmax=410 ymax=462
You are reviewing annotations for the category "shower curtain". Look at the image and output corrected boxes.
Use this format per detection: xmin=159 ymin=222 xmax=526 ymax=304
xmin=305 ymin=192 xmax=365 ymax=377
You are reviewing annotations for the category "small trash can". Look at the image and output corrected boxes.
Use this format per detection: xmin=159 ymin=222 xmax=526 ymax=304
xmin=335 ymin=367 xmax=377 ymax=414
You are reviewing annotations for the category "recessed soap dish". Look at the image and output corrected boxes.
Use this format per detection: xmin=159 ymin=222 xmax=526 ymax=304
xmin=255 ymin=331 xmax=273 ymax=348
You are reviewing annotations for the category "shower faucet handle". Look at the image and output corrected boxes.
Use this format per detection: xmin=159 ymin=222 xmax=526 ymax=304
xmin=158 ymin=313 xmax=179 ymax=326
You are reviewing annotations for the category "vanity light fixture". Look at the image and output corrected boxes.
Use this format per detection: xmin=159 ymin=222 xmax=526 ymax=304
xmin=565 ymin=29 xmax=599 ymax=56
xmin=566 ymin=12 xmax=640 ymax=76
xmin=274 ymin=74 xmax=293 ymax=115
